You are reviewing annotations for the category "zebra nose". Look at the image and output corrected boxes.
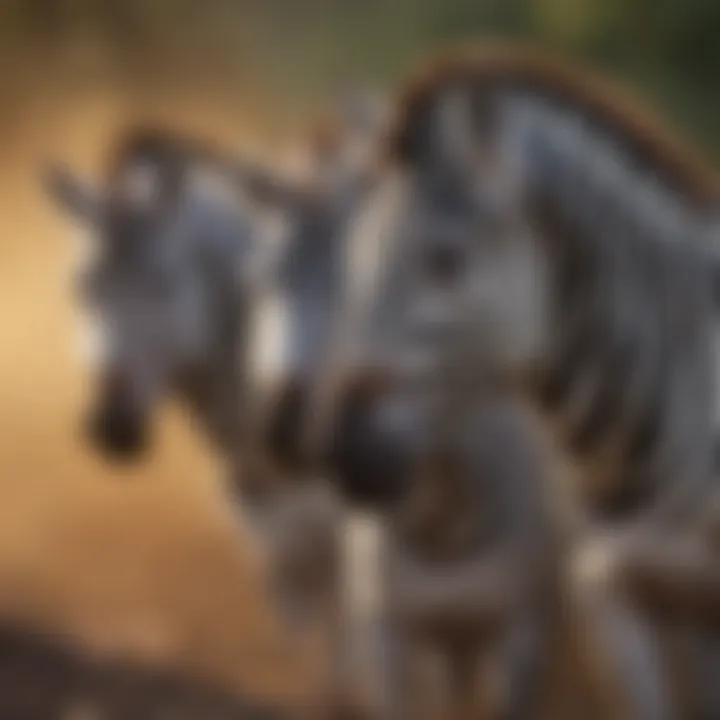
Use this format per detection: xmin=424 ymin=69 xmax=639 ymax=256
xmin=330 ymin=377 xmax=416 ymax=507
xmin=85 ymin=401 xmax=149 ymax=461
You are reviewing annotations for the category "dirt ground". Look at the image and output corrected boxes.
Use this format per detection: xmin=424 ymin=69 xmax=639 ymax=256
xmin=0 ymin=85 xmax=325 ymax=713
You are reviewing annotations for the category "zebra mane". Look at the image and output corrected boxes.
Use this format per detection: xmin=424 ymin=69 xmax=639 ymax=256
xmin=388 ymin=42 xmax=718 ymax=218
xmin=377 ymin=44 xmax=720 ymax=518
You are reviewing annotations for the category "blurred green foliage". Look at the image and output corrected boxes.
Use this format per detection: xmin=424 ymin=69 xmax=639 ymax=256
xmin=0 ymin=0 xmax=718 ymax=158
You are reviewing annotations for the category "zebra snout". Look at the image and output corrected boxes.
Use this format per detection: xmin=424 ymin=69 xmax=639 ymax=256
xmin=85 ymin=399 xmax=150 ymax=461
xmin=84 ymin=367 xmax=151 ymax=462
xmin=329 ymin=374 xmax=417 ymax=508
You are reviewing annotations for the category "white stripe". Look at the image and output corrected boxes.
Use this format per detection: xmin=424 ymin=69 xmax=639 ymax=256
xmin=68 ymin=227 xmax=99 ymax=280
xmin=341 ymin=510 xmax=386 ymax=682
xmin=69 ymin=228 xmax=110 ymax=370
xmin=247 ymin=283 xmax=291 ymax=393
xmin=342 ymin=510 xmax=384 ymax=615
xmin=243 ymin=206 xmax=295 ymax=395
xmin=343 ymin=171 xmax=407 ymax=361
xmin=76 ymin=311 xmax=112 ymax=370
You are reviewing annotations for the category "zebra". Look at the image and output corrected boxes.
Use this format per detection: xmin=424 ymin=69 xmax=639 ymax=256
xmin=327 ymin=385 xmax=555 ymax=720
xmin=326 ymin=42 xmax=720 ymax=718
xmin=41 ymin=88 xmax=389 ymax=715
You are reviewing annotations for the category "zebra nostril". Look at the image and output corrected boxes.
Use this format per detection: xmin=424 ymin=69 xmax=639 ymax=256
xmin=84 ymin=401 xmax=150 ymax=461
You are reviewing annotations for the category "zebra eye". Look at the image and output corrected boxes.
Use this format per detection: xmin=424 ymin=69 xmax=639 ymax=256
xmin=422 ymin=241 xmax=465 ymax=287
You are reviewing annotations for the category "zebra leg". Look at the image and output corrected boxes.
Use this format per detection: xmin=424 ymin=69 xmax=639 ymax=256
xmin=496 ymin=613 xmax=548 ymax=720
xmin=606 ymin=527 xmax=720 ymax=719
xmin=373 ymin=614 xmax=437 ymax=720
xmin=445 ymin=645 xmax=487 ymax=720
xmin=613 ymin=529 xmax=720 ymax=629
xmin=443 ymin=615 xmax=547 ymax=720
xmin=570 ymin=535 xmax=674 ymax=720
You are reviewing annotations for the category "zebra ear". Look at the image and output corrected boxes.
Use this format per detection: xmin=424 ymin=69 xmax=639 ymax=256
xmin=42 ymin=163 xmax=102 ymax=223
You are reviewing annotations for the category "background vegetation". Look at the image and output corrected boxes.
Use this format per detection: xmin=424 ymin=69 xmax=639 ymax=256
xmin=0 ymin=0 xmax=718 ymax=154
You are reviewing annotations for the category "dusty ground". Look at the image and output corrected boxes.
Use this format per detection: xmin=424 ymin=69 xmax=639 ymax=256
xmin=0 ymin=85 xmax=322 ymax=711
xmin=0 ymin=620 xmax=288 ymax=719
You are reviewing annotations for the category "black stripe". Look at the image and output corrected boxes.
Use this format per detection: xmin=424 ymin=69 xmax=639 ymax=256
xmin=567 ymin=331 xmax=637 ymax=455
xmin=536 ymin=243 xmax=598 ymax=411
xmin=620 ymin=241 xmax=668 ymax=471
xmin=536 ymin=327 xmax=592 ymax=410
xmin=591 ymin=465 xmax=659 ymax=520
xmin=569 ymin=197 xmax=643 ymax=456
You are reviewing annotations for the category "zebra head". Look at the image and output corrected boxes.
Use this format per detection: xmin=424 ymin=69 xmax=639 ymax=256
xmin=347 ymin=81 xmax=553 ymax=404
xmin=43 ymin=130 xmax=257 ymax=461
xmin=237 ymin=87 xmax=398 ymax=474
